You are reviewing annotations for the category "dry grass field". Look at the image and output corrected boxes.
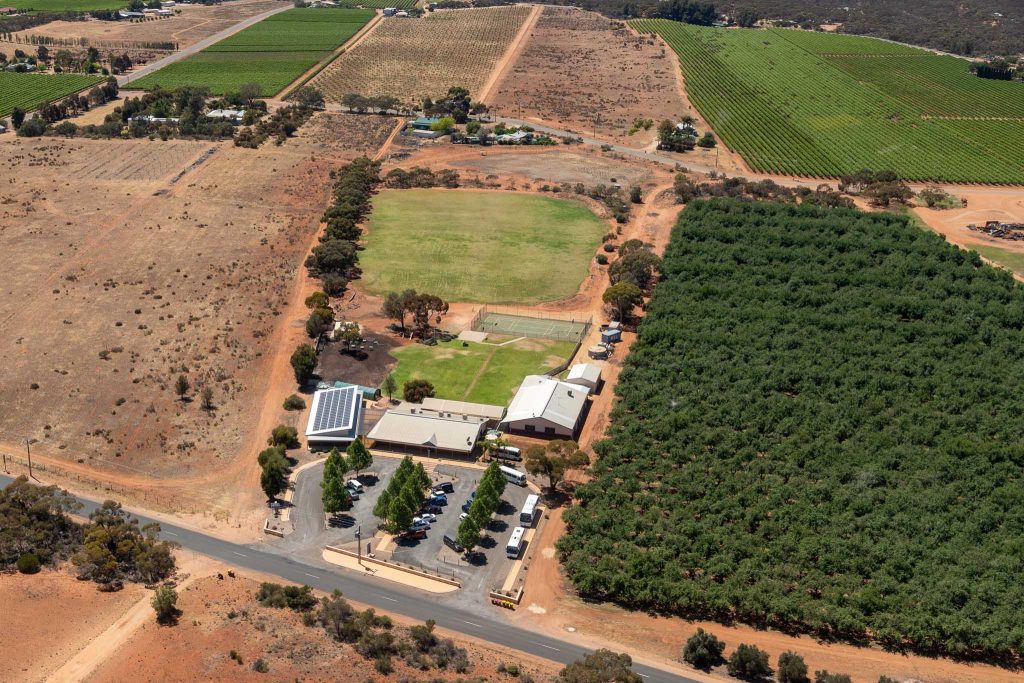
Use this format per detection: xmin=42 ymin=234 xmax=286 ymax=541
xmin=309 ymin=6 xmax=533 ymax=105
xmin=0 ymin=113 xmax=394 ymax=504
xmin=489 ymin=7 xmax=686 ymax=148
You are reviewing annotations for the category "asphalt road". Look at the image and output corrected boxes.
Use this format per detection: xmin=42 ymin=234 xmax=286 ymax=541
xmin=0 ymin=474 xmax=697 ymax=683
xmin=118 ymin=4 xmax=294 ymax=87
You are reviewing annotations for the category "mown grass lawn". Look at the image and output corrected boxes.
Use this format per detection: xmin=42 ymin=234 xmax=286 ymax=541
xmin=389 ymin=338 xmax=575 ymax=406
xmin=970 ymin=244 xmax=1024 ymax=277
xmin=359 ymin=189 xmax=607 ymax=305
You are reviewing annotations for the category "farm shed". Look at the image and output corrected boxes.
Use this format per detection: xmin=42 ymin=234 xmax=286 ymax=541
xmin=601 ymin=328 xmax=622 ymax=344
xmin=421 ymin=397 xmax=506 ymax=426
xmin=305 ymin=385 xmax=364 ymax=447
xmin=501 ymin=375 xmax=590 ymax=438
xmin=565 ymin=363 xmax=602 ymax=392
xmin=207 ymin=109 xmax=245 ymax=123
xmin=366 ymin=402 xmax=488 ymax=457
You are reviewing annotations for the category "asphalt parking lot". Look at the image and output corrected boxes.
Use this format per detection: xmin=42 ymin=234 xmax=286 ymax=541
xmin=283 ymin=455 xmax=535 ymax=601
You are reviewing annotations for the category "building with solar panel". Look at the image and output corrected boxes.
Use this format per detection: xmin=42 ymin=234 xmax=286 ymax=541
xmin=305 ymin=385 xmax=364 ymax=448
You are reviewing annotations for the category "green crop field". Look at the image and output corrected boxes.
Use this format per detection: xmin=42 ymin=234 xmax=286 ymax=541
xmin=4 ymin=0 xmax=124 ymax=9
xmin=359 ymin=190 xmax=607 ymax=305
xmin=0 ymin=73 xmax=103 ymax=118
xmin=389 ymin=338 xmax=575 ymax=406
xmin=333 ymin=0 xmax=417 ymax=7
xmin=633 ymin=20 xmax=1024 ymax=184
xmin=128 ymin=8 xmax=374 ymax=97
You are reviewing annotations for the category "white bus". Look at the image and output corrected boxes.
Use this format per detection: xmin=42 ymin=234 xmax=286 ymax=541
xmin=499 ymin=465 xmax=527 ymax=486
xmin=505 ymin=526 xmax=526 ymax=559
xmin=519 ymin=494 xmax=540 ymax=527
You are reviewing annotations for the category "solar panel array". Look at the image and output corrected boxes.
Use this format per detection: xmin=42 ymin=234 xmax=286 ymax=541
xmin=312 ymin=388 xmax=356 ymax=433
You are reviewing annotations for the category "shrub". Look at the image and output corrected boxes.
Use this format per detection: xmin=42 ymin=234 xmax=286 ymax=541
xmin=252 ymin=658 xmax=269 ymax=673
xmin=283 ymin=394 xmax=306 ymax=411
xmin=290 ymin=344 xmax=317 ymax=385
xmin=268 ymin=425 xmax=300 ymax=449
xmin=727 ymin=644 xmax=772 ymax=679
xmin=778 ymin=652 xmax=809 ymax=683
xmin=596 ymin=254 xmax=609 ymax=265
xmin=16 ymin=553 xmax=40 ymax=574
xmin=375 ymin=655 xmax=393 ymax=675
xmin=403 ymin=379 xmax=435 ymax=403
xmin=814 ymin=673 xmax=852 ymax=683
xmin=681 ymin=629 xmax=725 ymax=670
xmin=151 ymin=585 xmax=179 ymax=624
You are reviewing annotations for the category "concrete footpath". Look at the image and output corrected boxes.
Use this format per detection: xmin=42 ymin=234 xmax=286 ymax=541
xmin=322 ymin=547 xmax=459 ymax=594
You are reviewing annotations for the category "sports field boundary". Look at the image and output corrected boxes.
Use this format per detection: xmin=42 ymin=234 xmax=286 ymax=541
xmin=470 ymin=305 xmax=592 ymax=343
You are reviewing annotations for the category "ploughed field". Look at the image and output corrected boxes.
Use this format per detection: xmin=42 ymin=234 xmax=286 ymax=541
xmin=309 ymin=6 xmax=532 ymax=104
xmin=358 ymin=189 xmax=607 ymax=305
xmin=128 ymin=8 xmax=375 ymax=96
xmin=0 ymin=73 xmax=103 ymax=118
xmin=561 ymin=198 xmax=1024 ymax=663
xmin=634 ymin=21 xmax=1024 ymax=184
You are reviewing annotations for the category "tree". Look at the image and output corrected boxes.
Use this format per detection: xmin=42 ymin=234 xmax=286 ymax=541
xmin=0 ymin=476 xmax=82 ymax=570
xmin=152 ymin=585 xmax=179 ymax=624
xmin=290 ymin=344 xmax=317 ymax=385
xmin=346 ymin=437 xmax=373 ymax=475
xmin=777 ymin=652 xmax=809 ymax=683
xmin=305 ymin=291 xmax=329 ymax=309
xmin=406 ymin=293 xmax=448 ymax=336
xmin=382 ymin=290 xmax=415 ymax=329
xmin=174 ymin=374 xmax=190 ymax=400
xmin=16 ymin=553 xmax=40 ymax=574
xmin=727 ymin=644 xmax=772 ymax=680
xmin=200 ymin=385 xmax=214 ymax=411
xmin=524 ymin=441 xmax=588 ymax=491
xmin=72 ymin=501 xmax=176 ymax=585
xmin=268 ymin=425 xmax=300 ymax=449
xmin=373 ymin=488 xmax=392 ymax=520
xmin=602 ymin=282 xmax=643 ymax=321
xmin=261 ymin=457 xmax=288 ymax=501
xmin=322 ymin=448 xmax=351 ymax=515
xmin=388 ymin=496 xmax=414 ymax=534
xmin=292 ymin=86 xmax=325 ymax=110
xmin=456 ymin=514 xmax=480 ymax=552
xmin=306 ymin=307 xmax=334 ymax=339
xmin=283 ymin=394 xmax=306 ymax=410
xmin=11 ymin=107 xmax=25 ymax=130
xmin=238 ymin=81 xmax=261 ymax=105
xmin=735 ymin=8 xmax=759 ymax=27
xmin=629 ymin=186 xmax=643 ymax=204
xmin=403 ymin=379 xmax=435 ymax=403
xmin=381 ymin=373 xmax=397 ymax=403
xmin=558 ymin=649 xmax=641 ymax=683
xmin=681 ymin=629 xmax=725 ymax=670
xmin=697 ymin=132 xmax=716 ymax=148
xmin=36 ymin=45 xmax=49 ymax=62
xmin=814 ymin=673 xmax=852 ymax=683
xmin=430 ymin=116 xmax=456 ymax=133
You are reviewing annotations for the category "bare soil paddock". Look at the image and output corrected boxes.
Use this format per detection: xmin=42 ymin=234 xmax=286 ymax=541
xmin=489 ymin=7 xmax=686 ymax=148
xmin=0 ymin=113 xmax=394 ymax=510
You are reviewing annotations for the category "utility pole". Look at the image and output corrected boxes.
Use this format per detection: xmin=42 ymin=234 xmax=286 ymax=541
xmin=356 ymin=524 xmax=362 ymax=566
xmin=25 ymin=438 xmax=33 ymax=480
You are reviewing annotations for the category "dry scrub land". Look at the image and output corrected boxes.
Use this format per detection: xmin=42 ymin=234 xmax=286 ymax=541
xmin=310 ymin=6 xmax=532 ymax=104
xmin=0 ymin=113 xmax=394 ymax=504
xmin=84 ymin=573 xmax=560 ymax=682
xmin=490 ymin=7 xmax=685 ymax=148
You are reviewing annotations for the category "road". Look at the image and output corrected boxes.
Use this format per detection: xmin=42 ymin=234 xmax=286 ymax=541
xmin=118 ymin=4 xmax=294 ymax=86
xmin=0 ymin=474 xmax=698 ymax=683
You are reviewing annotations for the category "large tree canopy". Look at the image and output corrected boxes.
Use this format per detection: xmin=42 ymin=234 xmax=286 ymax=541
xmin=561 ymin=199 xmax=1024 ymax=664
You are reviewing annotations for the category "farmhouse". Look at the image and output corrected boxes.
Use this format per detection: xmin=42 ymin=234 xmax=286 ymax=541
xmin=305 ymin=385 xmax=364 ymax=447
xmin=501 ymin=375 xmax=590 ymax=438
xmin=409 ymin=117 xmax=446 ymax=138
xmin=366 ymin=402 xmax=488 ymax=457
xmin=565 ymin=363 xmax=602 ymax=392
xmin=207 ymin=108 xmax=246 ymax=123
xmin=420 ymin=397 xmax=506 ymax=426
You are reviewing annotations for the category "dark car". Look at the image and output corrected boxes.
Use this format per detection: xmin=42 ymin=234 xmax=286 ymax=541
xmin=420 ymin=503 xmax=443 ymax=515
xmin=403 ymin=529 xmax=427 ymax=540
xmin=443 ymin=533 xmax=464 ymax=553
xmin=428 ymin=494 xmax=448 ymax=506
xmin=435 ymin=481 xmax=455 ymax=493
xmin=461 ymin=500 xmax=473 ymax=513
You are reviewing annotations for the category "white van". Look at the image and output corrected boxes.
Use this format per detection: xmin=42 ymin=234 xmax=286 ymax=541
xmin=345 ymin=479 xmax=364 ymax=493
xmin=499 ymin=465 xmax=527 ymax=486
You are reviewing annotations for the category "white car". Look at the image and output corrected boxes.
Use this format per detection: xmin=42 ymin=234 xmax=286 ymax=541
xmin=459 ymin=512 xmax=469 ymax=522
xmin=414 ymin=513 xmax=437 ymax=524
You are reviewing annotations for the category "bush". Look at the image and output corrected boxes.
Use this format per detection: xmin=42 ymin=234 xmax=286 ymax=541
xmin=727 ymin=644 xmax=772 ymax=679
xmin=403 ymin=379 xmax=435 ymax=403
xmin=16 ymin=553 xmax=40 ymax=574
xmin=596 ymin=254 xmax=609 ymax=265
xmin=814 ymin=673 xmax=852 ymax=683
xmin=252 ymin=658 xmax=269 ymax=673
xmin=151 ymin=585 xmax=179 ymax=624
xmin=681 ymin=629 xmax=725 ymax=670
xmin=778 ymin=652 xmax=809 ymax=683
xmin=283 ymin=394 xmax=306 ymax=411
xmin=268 ymin=425 xmax=300 ymax=449
xmin=290 ymin=344 xmax=317 ymax=385
xmin=375 ymin=655 xmax=393 ymax=675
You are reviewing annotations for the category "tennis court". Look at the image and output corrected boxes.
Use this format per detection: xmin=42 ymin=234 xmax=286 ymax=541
xmin=474 ymin=312 xmax=590 ymax=343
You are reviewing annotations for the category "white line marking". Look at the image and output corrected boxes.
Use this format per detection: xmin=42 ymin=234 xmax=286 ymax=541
xmin=163 ymin=531 xmax=178 ymax=536
xmin=638 ymin=674 xmax=649 ymax=679
xmin=530 ymin=641 xmax=561 ymax=652
xmin=378 ymin=595 xmax=399 ymax=602
xmin=463 ymin=620 xmax=482 ymax=627
xmin=232 ymin=551 xmax=248 ymax=557
xmin=304 ymin=573 xmax=320 ymax=579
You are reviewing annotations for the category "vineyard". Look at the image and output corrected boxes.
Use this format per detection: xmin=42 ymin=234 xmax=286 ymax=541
xmin=561 ymin=198 xmax=1024 ymax=663
xmin=4 ymin=0 xmax=124 ymax=9
xmin=332 ymin=0 xmax=417 ymax=7
xmin=0 ymin=72 xmax=103 ymax=118
xmin=633 ymin=20 xmax=1024 ymax=184
xmin=309 ymin=6 xmax=532 ymax=104
xmin=128 ymin=8 xmax=374 ymax=97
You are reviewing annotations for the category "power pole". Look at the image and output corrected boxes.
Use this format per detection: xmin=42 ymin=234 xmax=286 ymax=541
xmin=356 ymin=524 xmax=362 ymax=566
xmin=25 ymin=438 xmax=33 ymax=480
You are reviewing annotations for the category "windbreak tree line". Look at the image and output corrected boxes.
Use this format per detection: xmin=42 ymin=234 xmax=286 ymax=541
xmin=560 ymin=199 xmax=1024 ymax=664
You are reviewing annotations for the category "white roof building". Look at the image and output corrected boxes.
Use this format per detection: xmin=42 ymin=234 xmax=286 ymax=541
xmin=207 ymin=109 xmax=245 ymax=122
xmin=367 ymin=402 xmax=488 ymax=456
xmin=420 ymin=397 xmax=505 ymax=422
xmin=565 ymin=363 xmax=602 ymax=392
xmin=501 ymin=375 xmax=590 ymax=438
xmin=305 ymin=385 xmax=363 ymax=446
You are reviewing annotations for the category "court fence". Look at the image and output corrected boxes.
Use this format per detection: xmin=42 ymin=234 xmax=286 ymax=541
xmin=469 ymin=304 xmax=592 ymax=343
